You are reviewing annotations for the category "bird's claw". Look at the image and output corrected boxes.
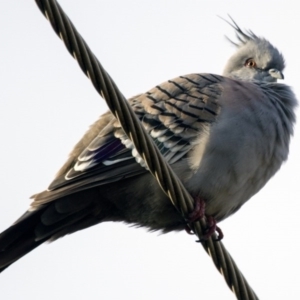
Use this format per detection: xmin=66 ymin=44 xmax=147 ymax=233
xmin=199 ymin=216 xmax=224 ymax=242
xmin=186 ymin=196 xmax=224 ymax=241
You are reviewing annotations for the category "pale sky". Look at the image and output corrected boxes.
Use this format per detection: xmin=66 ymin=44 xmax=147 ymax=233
xmin=0 ymin=1 xmax=299 ymax=299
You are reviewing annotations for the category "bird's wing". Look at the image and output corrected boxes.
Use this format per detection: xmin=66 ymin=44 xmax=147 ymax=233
xmin=31 ymin=73 xmax=222 ymax=207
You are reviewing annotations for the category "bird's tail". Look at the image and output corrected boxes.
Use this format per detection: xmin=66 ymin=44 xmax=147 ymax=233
xmin=0 ymin=209 xmax=47 ymax=272
xmin=0 ymin=194 xmax=105 ymax=272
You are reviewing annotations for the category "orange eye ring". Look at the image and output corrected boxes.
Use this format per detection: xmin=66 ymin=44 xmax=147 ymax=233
xmin=245 ymin=58 xmax=256 ymax=68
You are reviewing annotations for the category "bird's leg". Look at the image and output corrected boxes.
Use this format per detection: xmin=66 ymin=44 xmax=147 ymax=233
xmin=185 ymin=196 xmax=223 ymax=241
xmin=188 ymin=196 xmax=206 ymax=222
xmin=184 ymin=196 xmax=205 ymax=235
xmin=202 ymin=216 xmax=224 ymax=241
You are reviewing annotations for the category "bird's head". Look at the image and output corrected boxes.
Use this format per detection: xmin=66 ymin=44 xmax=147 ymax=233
xmin=222 ymin=17 xmax=285 ymax=83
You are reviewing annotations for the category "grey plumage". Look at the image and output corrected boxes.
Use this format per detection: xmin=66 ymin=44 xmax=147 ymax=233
xmin=0 ymin=19 xmax=297 ymax=272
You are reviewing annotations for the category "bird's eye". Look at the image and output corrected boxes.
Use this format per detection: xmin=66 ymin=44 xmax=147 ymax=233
xmin=245 ymin=59 xmax=256 ymax=68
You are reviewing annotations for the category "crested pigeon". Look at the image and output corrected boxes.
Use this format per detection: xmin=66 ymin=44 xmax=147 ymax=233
xmin=0 ymin=19 xmax=297 ymax=272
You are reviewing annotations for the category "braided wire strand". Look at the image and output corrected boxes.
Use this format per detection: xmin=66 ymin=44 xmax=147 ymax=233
xmin=34 ymin=1 xmax=259 ymax=299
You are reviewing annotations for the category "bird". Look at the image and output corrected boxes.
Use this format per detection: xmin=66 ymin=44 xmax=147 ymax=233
xmin=0 ymin=18 xmax=297 ymax=272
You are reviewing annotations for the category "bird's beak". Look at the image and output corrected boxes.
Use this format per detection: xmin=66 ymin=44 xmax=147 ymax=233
xmin=269 ymin=68 xmax=284 ymax=80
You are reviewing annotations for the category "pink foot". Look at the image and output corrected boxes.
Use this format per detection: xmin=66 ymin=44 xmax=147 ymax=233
xmin=201 ymin=216 xmax=224 ymax=241
xmin=188 ymin=197 xmax=206 ymax=223
xmin=186 ymin=196 xmax=224 ymax=241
